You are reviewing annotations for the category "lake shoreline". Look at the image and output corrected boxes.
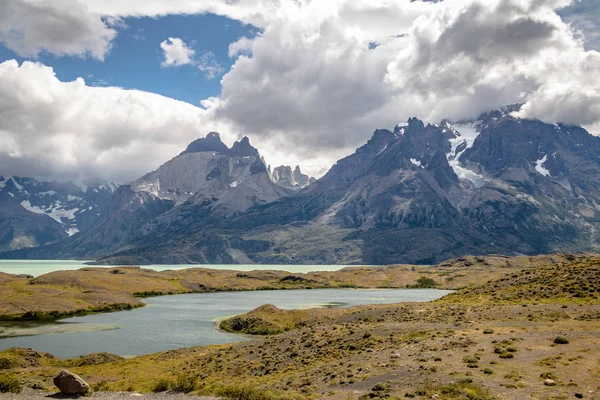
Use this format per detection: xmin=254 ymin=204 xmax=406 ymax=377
xmin=1 ymin=253 xmax=599 ymax=399
xmin=0 ymin=254 xmax=584 ymax=322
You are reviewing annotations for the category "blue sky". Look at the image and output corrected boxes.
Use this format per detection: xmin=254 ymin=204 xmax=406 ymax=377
xmin=0 ymin=14 xmax=257 ymax=106
xmin=0 ymin=0 xmax=599 ymax=183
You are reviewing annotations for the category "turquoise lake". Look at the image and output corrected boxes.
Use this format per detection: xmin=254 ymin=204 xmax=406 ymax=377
xmin=0 ymin=260 xmax=350 ymax=277
xmin=0 ymin=289 xmax=451 ymax=358
xmin=0 ymin=260 xmax=450 ymax=359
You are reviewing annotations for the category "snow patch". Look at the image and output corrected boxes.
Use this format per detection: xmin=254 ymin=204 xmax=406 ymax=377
xmin=535 ymin=155 xmax=551 ymax=177
xmin=20 ymin=200 xmax=79 ymax=223
xmin=445 ymin=121 xmax=485 ymax=187
xmin=0 ymin=177 xmax=6 ymax=189
xmin=67 ymin=195 xmax=81 ymax=201
xmin=10 ymin=177 xmax=24 ymax=191
xmin=66 ymin=227 xmax=80 ymax=236
xmin=410 ymin=158 xmax=424 ymax=168
xmin=39 ymin=191 xmax=57 ymax=196
xmin=230 ymin=181 xmax=239 ymax=188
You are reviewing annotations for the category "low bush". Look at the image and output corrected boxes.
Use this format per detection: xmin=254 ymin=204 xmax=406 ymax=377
xmin=217 ymin=385 xmax=279 ymax=400
xmin=0 ymin=377 xmax=22 ymax=394
xmin=554 ymin=336 xmax=569 ymax=344
xmin=151 ymin=378 xmax=174 ymax=393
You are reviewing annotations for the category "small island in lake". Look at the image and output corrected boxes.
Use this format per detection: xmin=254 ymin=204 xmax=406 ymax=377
xmin=1 ymin=253 xmax=599 ymax=399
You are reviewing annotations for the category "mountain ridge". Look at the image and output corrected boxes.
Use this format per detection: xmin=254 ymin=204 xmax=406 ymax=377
xmin=2 ymin=107 xmax=599 ymax=264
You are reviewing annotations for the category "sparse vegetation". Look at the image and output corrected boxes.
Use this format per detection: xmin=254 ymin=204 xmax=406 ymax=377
xmin=0 ymin=254 xmax=598 ymax=399
xmin=0 ymin=377 xmax=22 ymax=393
xmin=553 ymin=336 xmax=569 ymax=344
xmin=408 ymin=276 xmax=439 ymax=288
xmin=217 ymin=385 xmax=280 ymax=400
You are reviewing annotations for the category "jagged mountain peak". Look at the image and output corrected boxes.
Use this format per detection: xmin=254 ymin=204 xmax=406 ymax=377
xmin=182 ymin=132 xmax=229 ymax=155
xmin=230 ymin=136 xmax=260 ymax=157
xmin=131 ymin=132 xmax=288 ymax=209
xmin=6 ymin=106 xmax=600 ymax=266
xmin=271 ymin=164 xmax=314 ymax=191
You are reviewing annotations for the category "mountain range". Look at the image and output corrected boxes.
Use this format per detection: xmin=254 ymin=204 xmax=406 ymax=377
xmin=1 ymin=105 xmax=599 ymax=265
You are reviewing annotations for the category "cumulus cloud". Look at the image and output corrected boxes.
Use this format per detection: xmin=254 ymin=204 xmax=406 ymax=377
xmin=160 ymin=37 xmax=195 ymax=67
xmin=0 ymin=60 xmax=234 ymax=183
xmin=0 ymin=0 xmax=116 ymax=60
xmin=203 ymin=0 xmax=600 ymax=170
xmin=1 ymin=0 xmax=600 ymax=180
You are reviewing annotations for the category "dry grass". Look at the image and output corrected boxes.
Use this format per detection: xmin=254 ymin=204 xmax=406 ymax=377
xmin=1 ymin=253 xmax=600 ymax=399
xmin=2 ymin=253 xmax=586 ymax=320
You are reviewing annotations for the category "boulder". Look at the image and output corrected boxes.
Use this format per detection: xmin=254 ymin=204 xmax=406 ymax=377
xmin=53 ymin=370 xmax=91 ymax=395
xmin=544 ymin=378 xmax=556 ymax=386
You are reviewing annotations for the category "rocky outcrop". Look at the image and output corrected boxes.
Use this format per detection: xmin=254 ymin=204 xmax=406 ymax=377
xmin=271 ymin=165 xmax=314 ymax=190
xmin=53 ymin=370 xmax=91 ymax=395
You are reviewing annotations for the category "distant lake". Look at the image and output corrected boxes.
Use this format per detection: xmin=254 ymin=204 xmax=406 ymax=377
xmin=0 ymin=260 xmax=354 ymax=277
xmin=0 ymin=289 xmax=451 ymax=358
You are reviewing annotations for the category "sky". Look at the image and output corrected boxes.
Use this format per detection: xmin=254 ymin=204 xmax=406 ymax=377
xmin=0 ymin=0 xmax=599 ymax=184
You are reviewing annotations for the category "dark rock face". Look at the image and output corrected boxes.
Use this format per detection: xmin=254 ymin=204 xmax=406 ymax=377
xmin=0 ymin=177 xmax=116 ymax=252
xmin=182 ymin=132 xmax=229 ymax=155
xmin=53 ymin=370 xmax=91 ymax=395
xmin=0 ymin=190 xmax=67 ymax=252
xmin=271 ymin=165 xmax=313 ymax=190
xmin=4 ymin=110 xmax=600 ymax=265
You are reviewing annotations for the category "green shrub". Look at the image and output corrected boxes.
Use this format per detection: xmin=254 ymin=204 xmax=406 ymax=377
xmin=409 ymin=277 xmax=439 ymax=288
xmin=174 ymin=374 xmax=197 ymax=393
xmin=540 ymin=372 xmax=557 ymax=380
xmin=0 ymin=377 xmax=22 ymax=394
xmin=217 ymin=385 xmax=278 ymax=400
xmin=554 ymin=336 xmax=569 ymax=344
xmin=92 ymin=381 xmax=111 ymax=392
xmin=152 ymin=378 xmax=174 ymax=392
xmin=0 ymin=358 xmax=13 ymax=370
xmin=483 ymin=329 xmax=494 ymax=334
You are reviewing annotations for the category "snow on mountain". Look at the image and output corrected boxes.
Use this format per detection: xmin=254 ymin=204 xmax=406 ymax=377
xmin=535 ymin=155 xmax=551 ymax=177
xmin=0 ymin=177 xmax=117 ymax=237
xmin=443 ymin=120 xmax=486 ymax=188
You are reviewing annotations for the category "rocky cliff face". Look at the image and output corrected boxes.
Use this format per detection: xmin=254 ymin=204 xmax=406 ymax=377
xmin=131 ymin=133 xmax=289 ymax=211
xmin=271 ymin=165 xmax=314 ymax=190
xmin=3 ymin=108 xmax=600 ymax=264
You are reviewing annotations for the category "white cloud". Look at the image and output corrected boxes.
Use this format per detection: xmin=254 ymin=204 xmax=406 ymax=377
xmin=206 ymin=0 xmax=600 ymax=171
xmin=1 ymin=0 xmax=600 ymax=180
xmin=0 ymin=60 xmax=234 ymax=183
xmin=0 ymin=0 xmax=116 ymax=60
xmin=559 ymin=0 xmax=600 ymax=51
xmin=160 ymin=37 xmax=195 ymax=67
xmin=197 ymin=52 xmax=225 ymax=80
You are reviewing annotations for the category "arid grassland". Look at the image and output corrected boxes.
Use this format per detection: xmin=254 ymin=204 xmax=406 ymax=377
xmin=0 ymin=254 xmax=573 ymax=321
xmin=1 ymin=254 xmax=599 ymax=399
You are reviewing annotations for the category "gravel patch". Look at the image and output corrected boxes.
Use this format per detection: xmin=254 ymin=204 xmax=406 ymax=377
xmin=0 ymin=389 xmax=220 ymax=399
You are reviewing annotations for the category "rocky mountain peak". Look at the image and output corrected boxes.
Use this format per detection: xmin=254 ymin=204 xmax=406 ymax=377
xmin=229 ymin=136 xmax=260 ymax=158
xmin=182 ymin=132 xmax=229 ymax=155
xmin=271 ymin=165 xmax=314 ymax=190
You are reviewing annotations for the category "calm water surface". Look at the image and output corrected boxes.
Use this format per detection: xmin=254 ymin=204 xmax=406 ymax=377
xmin=0 ymin=289 xmax=451 ymax=358
xmin=0 ymin=260 xmax=351 ymax=277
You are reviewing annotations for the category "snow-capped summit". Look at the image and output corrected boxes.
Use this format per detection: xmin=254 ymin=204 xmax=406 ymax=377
xmin=0 ymin=177 xmax=117 ymax=251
